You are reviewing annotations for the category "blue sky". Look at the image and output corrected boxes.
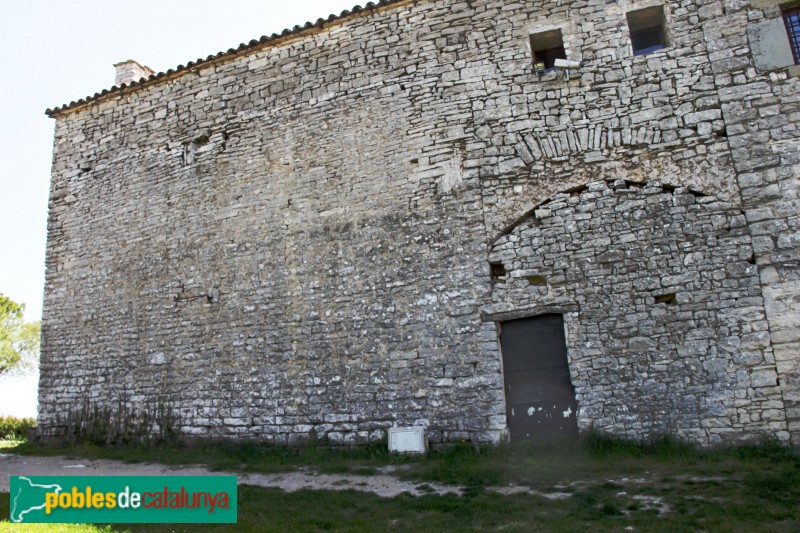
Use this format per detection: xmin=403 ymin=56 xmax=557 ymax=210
xmin=0 ymin=0 xmax=360 ymax=417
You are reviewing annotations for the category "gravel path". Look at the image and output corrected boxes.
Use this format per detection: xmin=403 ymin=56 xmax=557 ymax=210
xmin=0 ymin=453 xmax=461 ymax=498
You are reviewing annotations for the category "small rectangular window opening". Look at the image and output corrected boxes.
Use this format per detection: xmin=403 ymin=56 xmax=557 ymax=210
xmin=530 ymin=29 xmax=567 ymax=72
xmin=783 ymin=4 xmax=800 ymax=64
xmin=490 ymin=262 xmax=508 ymax=284
xmin=627 ymin=6 xmax=667 ymax=56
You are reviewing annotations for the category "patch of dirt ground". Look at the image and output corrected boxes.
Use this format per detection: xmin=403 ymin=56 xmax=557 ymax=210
xmin=0 ymin=453 xmax=699 ymax=512
xmin=0 ymin=453 xmax=459 ymax=498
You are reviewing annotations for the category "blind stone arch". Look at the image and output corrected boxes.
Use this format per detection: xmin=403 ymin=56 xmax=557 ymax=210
xmin=483 ymin=179 xmax=789 ymax=445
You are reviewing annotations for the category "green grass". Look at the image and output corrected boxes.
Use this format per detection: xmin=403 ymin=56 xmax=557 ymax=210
xmin=0 ymin=520 xmax=115 ymax=533
xmin=2 ymin=478 xmax=799 ymax=532
xmin=0 ymin=432 xmax=699 ymax=482
xmin=3 ymin=438 xmax=410 ymax=476
xmin=0 ymin=437 xmax=27 ymax=448
xmin=2 ymin=434 xmax=799 ymax=531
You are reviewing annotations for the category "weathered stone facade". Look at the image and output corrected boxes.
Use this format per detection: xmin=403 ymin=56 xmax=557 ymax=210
xmin=488 ymin=181 xmax=784 ymax=441
xmin=40 ymin=0 xmax=800 ymax=446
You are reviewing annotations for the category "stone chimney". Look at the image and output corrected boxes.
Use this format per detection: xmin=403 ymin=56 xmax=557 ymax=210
xmin=113 ymin=60 xmax=155 ymax=86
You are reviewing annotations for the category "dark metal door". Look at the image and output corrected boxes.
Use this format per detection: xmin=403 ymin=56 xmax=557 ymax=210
xmin=500 ymin=314 xmax=578 ymax=440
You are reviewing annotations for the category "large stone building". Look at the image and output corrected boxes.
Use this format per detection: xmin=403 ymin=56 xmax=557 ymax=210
xmin=39 ymin=0 xmax=800 ymax=446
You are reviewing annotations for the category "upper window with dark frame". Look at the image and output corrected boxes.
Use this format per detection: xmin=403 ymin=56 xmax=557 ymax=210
xmin=783 ymin=4 xmax=800 ymax=64
xmin=530 ymin=29 xmax=567 ymax=72
xmin=627 ymin=5 xmax=667 ymax=56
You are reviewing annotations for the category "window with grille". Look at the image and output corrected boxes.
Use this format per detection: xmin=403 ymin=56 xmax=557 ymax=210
xmin=783 ymin=4 xmax=800 ymax=64
xmin=627 ymin=5 xmax=667 ymax=56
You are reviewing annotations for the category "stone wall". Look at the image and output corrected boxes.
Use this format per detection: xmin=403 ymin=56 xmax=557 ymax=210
xmin=39 ymin=0 xmax=800 ymax=445
xmin=712 ymin=0 xmax=800 ymax=444
xmin=486 ymin=180 xmax=788 ymax=443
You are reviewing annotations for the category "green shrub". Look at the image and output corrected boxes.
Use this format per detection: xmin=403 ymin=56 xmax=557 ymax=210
xmin=0 ymin=415 xmax=36 ymax=439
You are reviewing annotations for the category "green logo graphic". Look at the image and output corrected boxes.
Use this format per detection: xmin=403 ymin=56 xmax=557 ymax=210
xmin=9 ymin=476 xmax=237 ymax=524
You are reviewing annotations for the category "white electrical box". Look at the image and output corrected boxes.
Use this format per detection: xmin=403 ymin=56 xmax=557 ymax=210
xmin=388 ymin=426 xmax=427 ymax=454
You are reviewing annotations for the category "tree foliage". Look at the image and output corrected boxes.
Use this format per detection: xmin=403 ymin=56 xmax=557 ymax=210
xmin=0 ymin=294 xmax=41 ymax=375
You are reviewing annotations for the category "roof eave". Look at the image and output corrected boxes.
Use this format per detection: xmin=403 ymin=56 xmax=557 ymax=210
xmin=45 ymin=0 xmax=410 ymax=118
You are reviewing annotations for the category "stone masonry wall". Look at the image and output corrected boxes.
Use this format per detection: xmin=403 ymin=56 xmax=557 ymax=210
xmin=486 ymin=180 xmax=788 ymax=443
xmin=41 ymin=1 xmax=505 ymax=445
xmin=40 ymin=0 xmax=800 ymax=445
xmin=706 ymin=0 xmax=800 ymax=442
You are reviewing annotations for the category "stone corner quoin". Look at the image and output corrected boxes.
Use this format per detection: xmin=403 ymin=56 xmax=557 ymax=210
xmin=39 ymin=0 xmax=800 ymax=447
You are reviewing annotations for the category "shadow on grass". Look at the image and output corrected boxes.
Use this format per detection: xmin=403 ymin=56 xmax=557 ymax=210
xmin=2 ymin=433 xmax=799 ymax=532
